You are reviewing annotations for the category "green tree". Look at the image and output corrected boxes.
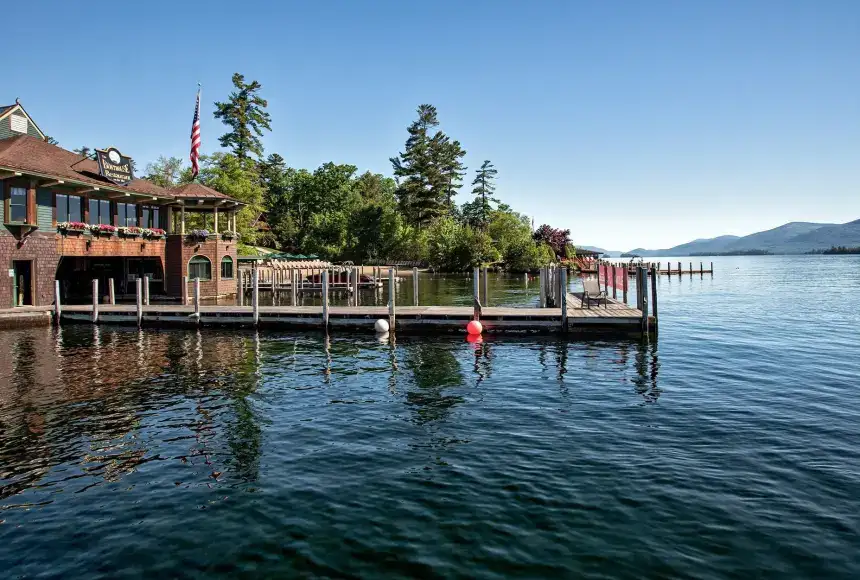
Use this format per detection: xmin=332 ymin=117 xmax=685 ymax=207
xmin=143 ymin=156 xmax=185 ymax=188
xmin=214 ymin=73 xmax=272 ymax=160
xmin=391 ymin=104 xmax=466 ymax=228
xmin=467 ymin=160 xmax=498 ymax=228
xmin=197 ymin=153 xmax=266 ymax=245
xmin=45 ymin=136 xmax=59 ymax=145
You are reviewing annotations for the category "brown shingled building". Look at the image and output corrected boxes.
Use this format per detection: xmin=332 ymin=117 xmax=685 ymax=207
xmin=1 ymin=102 xmax=242 ymax=307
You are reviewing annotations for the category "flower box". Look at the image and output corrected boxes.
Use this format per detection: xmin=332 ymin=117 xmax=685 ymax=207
xmin=221 ymin=231 xmax=240 ymax=241
xmin=187 ymin=229 xmax=210 ymax=241
xmin=91 ymin=224 xmax=117 ymax=236
xmin=142 ymin=228 xmax=166 ymax=240
xmin=57 ymin=221 xmax=89 ymax=235
xmin=119 ymin=226 xmax=143 ymax=238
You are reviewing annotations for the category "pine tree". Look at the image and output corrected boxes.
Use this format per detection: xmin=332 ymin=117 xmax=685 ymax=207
xmin=469 ymin=160 xmax=498 ymax=228
xmin=73 ymin=146 xmax=97 ymax=160
xmin=214 ymin=73 xmax=272 ymax=161
xmin=390 ymin=104 xmax=467 ymax=228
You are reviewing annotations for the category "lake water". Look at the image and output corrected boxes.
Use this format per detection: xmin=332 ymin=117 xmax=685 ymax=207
xmin=2 ymin=256 xmax=859 ymax=578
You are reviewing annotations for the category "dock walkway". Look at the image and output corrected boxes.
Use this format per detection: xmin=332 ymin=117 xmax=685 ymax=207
xmin=52 ymin=294 xmax=650 ymax=336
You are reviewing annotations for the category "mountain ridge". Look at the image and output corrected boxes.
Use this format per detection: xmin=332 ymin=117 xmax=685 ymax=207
xmin=580 ymin=219 xmax=860 ymax=257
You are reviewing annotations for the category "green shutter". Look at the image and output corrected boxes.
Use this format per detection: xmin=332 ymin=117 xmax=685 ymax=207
xmin=37 ymin=189 xmax=54 ymax=231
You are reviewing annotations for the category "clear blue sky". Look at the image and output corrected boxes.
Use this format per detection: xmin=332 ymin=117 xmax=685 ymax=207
xmin=7 ymin=0 xmax=859 ymax=250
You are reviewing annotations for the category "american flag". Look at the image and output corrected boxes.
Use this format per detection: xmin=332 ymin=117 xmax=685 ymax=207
xmin=190 ymin=88 xmax=201 ymax=178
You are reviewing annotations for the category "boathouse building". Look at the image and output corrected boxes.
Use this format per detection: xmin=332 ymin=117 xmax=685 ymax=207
xmin=0 ymin=101 xmax=243 ymax=307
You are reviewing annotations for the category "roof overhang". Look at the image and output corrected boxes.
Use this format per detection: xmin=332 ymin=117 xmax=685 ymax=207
xmin=0 ymin=165 xmax=175 ymax=202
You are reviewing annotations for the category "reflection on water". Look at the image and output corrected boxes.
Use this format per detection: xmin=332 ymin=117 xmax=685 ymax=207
xmin=2 ymin=254 xmax=859 ymax=578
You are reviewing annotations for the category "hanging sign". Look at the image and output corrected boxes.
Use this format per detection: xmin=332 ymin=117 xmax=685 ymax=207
xmin=96 ymin=147 xmax=135 ymax=185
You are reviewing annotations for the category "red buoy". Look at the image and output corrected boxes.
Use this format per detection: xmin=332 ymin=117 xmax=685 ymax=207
xmin=467 ymin=320 xmax=483 ymax=335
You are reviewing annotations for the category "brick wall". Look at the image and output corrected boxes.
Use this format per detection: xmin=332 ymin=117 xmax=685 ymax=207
xmin=57 ymin=233 xmax=167 ymax=259
xmin=0 ymin=232 xmax=61 ymax=308
xmin=166 ymin=235 xmax=238 ymax=300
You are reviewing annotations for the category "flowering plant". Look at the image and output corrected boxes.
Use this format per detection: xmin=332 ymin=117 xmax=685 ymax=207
xmin=56 ymin=221 xmax=89 ymax=233
xmin=142 ymin=228 xmax=166 ymax=239
xmin=220 ymin=230 xmax=240 ymax=240
xmin=91 ymin=224 xmax=117 ymax=235
xmin=119 ymin=226 xmax=143 ymax=237
xmin=188 ymin=229 xmax=210 ymax=241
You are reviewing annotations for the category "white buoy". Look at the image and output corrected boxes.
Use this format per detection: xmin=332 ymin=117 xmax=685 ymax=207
xmin=374 ymin=319 xmax=389 ymax=333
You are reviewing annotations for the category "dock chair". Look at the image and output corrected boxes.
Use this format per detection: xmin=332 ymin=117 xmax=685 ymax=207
xmin=582 ymin=278 xmax=608 ymax=309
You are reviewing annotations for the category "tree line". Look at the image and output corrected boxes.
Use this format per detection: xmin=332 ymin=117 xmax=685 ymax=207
xmin=141 ymin=73 xmax=573 ymax=270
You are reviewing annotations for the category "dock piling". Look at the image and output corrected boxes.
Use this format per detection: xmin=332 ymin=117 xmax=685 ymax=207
xmin=92 ymin=279 xmax=99 ymax=323
xmin=182 ymin=276 xmax=188 ymax=306
xmin=144 ymin=275 xmax=150 ymax=306
xmin=623 ymin=270 xmax=628 ymax=304
xmin=473 ymin=267 xmax=482 ymax=321
xmin=611 ymin=265 xmax=617 ymax=299
xmin=413 ymin=267 xmax=419 ymax=306
xmin=640 ymin=267 xmax=649 ymax=335
xmin=136 ymin=278 xmax=143 ymax=327
xmin=108 ymin=278 xmax=115 ymax=305
xmin=291 ymin=269 xmax=297 ymax=305
xmin=539 ymin=267 xmax=546 ymax=307
xmin=322 ymin=270 xmax=329 ymax=328
xmin=388 ymin=268 xmax=396 ymax=329
xmin=482 ymin=267 xmax=489 ymax=308
xmin=650 ymin=264 xmax=658 ymax=335
xmin=560 ymin=268 xmax=568 ymax=332
xmin=54 ymin=280 xmax=62 ymax=323
xmin=194 ymin=278 xmax=201 ymax=318
xmin=251 ymin=270 xmax=258 ymax=324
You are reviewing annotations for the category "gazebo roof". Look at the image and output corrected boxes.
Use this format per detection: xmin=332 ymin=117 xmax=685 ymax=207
xmin=171 ymin=182 xmax=242 ymax=205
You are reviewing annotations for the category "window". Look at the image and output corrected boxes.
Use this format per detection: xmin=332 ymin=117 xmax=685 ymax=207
xmin=141 ymin=205 xmax=160 ymax=229
xmin=220 ymin=256 xmax=234 ymax=279
xmin=56 ymin=194 xmax=83 ymax=223
xmin=88 ymin=199 xmax=112 ymax=225
xmin=9 ymin=187 xmax=27 ymax=223
xmin=117 ymin=203 xmax=137 ymax=227
xmin=188 ymin=256 xmax=212 ymax=281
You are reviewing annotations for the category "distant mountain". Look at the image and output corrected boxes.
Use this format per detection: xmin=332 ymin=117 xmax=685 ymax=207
xmin=624 ymin=219 xmax=860 ymax=256
xmin=575 ymin=245 xmax=623 ymax=257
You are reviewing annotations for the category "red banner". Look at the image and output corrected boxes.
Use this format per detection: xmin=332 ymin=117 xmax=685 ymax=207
xmin=597 ymin=263 xmax=627 ymax=291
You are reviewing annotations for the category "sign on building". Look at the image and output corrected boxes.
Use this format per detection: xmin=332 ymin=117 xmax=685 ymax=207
xmin=96 ymin=147 xmax=135 ymax=186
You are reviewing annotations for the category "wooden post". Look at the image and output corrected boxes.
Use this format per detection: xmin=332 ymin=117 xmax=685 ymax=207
xmin=539 ymin=267 xmax=546 ymax=307
xmin=194 ymin=278 xmax=201 ymax=317
xmin=236 ymin=271 xmax=243 ymax=305
xmin=321 ymin=270 xmax=329 ymax=328
xmin=413 ymin=267 xmax=419 ymax=306
xmin=181 ymin=276 xmax=188 ymax=306
xmin=136 ymin=278 xmax=143 ymax=327
xmin=180 ymin=204 xmax=186 ymax=236
xmin=54 ymin=280 xmax=62 ymax=323
xmin=700 ymin=261 xmax=703 ymax=276
xmin=252 ymin=269 xmax=259 ymax=325
xmin=482 ymin=266 xmax=489 ymax=308
xmin=144 ymin=275 xmax=150 ymax=306
xmin=689 ymin=262 xmax=693 ymax=276
xmin=611 ymin=265 xmax=617 ymax=299
xmin=92 ymin=279 xmax=99 ymax=323
xmin=640 ymin=267 xmax=649 ymax=336
xmin=711 ymin=262 xmax=714 ymax=276
xmin=650 ymin=265 xmax=658 ymax=335
xmin=108 ymin=278 xmax=116 ymax=305
xmin=473 ymin=266 xmax=481 ymax=321
xmin=291 ymin=269 xmax=297 ymax=305
xmin=560 ymin=268 xmax=568 ymax=332
xmin=678 ymin=261 xmax=682 ymax=276
xmin=388 ymin=267 xmax=396 ymax=329
xmin=623 ymin=269 xmax=628 ymax=304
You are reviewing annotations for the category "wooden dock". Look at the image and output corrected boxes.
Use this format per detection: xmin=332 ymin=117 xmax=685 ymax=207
xmin=55 ymin=297 xmax=651 ymax=336
xmin=0 ymin=264 xmax=661 ymax=337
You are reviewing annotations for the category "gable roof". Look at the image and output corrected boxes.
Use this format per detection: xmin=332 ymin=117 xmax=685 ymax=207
xmin=0 ymin=134 xmax=173 ymax=199
xmin=171 ymin=182 xmax=241 ymax=203
xmin=0 ymin=103 xmax=46 ymax=139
